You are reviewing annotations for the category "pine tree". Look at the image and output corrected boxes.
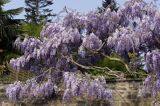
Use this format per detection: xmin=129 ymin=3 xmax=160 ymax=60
xmin=25 ymin=0 xmax=54 ymax=24
xmin=98 ymin=0 xmax=118 ymax=12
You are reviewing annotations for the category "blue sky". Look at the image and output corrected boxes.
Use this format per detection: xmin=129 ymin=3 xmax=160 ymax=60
xmin=3 ymin=0 xmax=125 ymax=19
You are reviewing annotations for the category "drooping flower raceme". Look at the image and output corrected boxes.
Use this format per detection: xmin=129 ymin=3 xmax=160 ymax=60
xmin=63 ymin=72 xmax=113 ymax=102
xmin=142 ymin=50 xmax=160 ymax=97
xmin=6 ymin=73 xmax=56 ymax=101
xmin=78 ymin=33 xmax=102 ymax=57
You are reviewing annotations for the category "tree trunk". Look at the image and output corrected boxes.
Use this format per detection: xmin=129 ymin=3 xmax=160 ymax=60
xmin=36 ymin=0 xmax=39 ymax=23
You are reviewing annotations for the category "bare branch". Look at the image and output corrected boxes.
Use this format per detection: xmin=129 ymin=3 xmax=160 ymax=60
xmin=62 ymin=54 xmax=122 ymax=78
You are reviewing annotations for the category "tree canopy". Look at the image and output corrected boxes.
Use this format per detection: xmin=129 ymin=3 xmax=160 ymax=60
xmin=0 ymin=0 xmax=23 ymax=62
xmin=25 ymin=0 xmax=55 ymax=24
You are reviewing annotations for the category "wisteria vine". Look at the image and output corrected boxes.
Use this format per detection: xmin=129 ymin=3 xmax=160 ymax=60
xmin=6 ymin=0 xmax=160 ymax=104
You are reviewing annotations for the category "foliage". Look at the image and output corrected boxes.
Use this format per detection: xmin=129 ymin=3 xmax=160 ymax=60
xmin=0 ymin=0 xmax=23 ymax=41
xmin=3 ymin=52 xmax=21 ymax=62
xmin=6 ymin=0 xmax=160 ymax=104
xmin=96 ymin=54 xmax=127 ymax=72
xmin=25 ymin=0 xmax=55 ymax=24
xmin=21 ymin=23 xmax=43 ymax=38
xmin=0 ymin=0 xmax=23 ymax=62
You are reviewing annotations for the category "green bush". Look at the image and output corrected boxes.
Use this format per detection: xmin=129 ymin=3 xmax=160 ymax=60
xmin=21 ymin=23 xmax=43 ymax=38
xmin=96 ymin=54 xmax=127 ymax=72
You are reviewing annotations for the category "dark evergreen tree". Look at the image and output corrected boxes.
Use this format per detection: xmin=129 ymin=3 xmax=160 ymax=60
xmin=25 ymin=0 xmax=55 ymax=23
xmin=0 ymin=0 xmax=23 ymax=62
xmin=98 ymin=0 xmax=118 ymax=12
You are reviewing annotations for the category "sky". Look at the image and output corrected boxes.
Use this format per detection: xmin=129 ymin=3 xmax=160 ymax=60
xmin=3 ymin=0 xmax=125 ymax=19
